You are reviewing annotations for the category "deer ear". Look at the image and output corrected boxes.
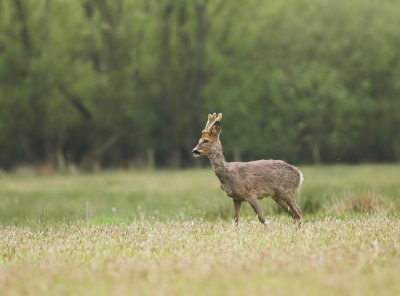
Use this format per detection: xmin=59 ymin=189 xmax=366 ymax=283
xmin=211 ymin=121 xmax=221 ymax=136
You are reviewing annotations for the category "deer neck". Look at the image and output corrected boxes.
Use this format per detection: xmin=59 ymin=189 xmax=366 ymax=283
xmin=207 ymin=140 xmax=230 ymax=183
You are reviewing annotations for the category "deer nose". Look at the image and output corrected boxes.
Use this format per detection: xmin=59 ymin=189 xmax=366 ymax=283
xmin=192 ymin=149 xmax=200 ymax=156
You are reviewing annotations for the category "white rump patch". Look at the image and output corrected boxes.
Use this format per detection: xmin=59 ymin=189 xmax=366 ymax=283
xmin=299 ymin=170 xmax=304 ymax=185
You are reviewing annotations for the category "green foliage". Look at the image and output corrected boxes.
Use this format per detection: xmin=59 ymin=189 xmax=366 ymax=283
xmin=0 ymin=0 xmax=400 ymax=168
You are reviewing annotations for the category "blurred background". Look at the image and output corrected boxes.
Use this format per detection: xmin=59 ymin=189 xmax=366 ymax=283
xmin=1 ymin=0 xmax=400 ymax=171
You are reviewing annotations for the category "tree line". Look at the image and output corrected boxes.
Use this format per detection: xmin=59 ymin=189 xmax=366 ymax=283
xmin=0 ymin=0 xmax=399 ymax=170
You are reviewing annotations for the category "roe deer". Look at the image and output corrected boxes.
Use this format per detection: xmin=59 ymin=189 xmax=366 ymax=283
xmin=192 ymin=113 xmax=303 ymax=226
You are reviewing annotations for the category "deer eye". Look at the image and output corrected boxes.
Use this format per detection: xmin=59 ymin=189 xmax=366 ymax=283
xmin=203 ymin=140 xmax=209 ymax=144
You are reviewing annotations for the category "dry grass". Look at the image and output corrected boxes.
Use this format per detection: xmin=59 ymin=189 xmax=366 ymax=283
xmin=329 ymin=192 xmax=396 ymax=214
xmin=1 ymin=217 xmax=400 ymax=296
xmin=0 ymin=165 xmax=400 ymax=295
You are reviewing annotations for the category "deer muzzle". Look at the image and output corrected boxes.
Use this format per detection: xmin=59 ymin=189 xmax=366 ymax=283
xmin=192 ymin=148 xmax=201 ymax=157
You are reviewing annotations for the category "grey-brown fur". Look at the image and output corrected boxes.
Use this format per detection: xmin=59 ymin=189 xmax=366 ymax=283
xmin=192 ymin=113 xmax=303 ymax=226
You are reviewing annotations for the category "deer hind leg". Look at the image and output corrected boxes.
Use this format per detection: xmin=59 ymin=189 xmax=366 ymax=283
xmin=247 ymin=197 xmax=266 ymax=225
xmin=293 ymin=201 xmax=303 ymax=220
xmin=273 ymin=197 xmax=295 ymax=218
xmin=274 ymin=193 xmax=302 ymax=226
xmin=287 ymin=199 xmax=302 ymax=227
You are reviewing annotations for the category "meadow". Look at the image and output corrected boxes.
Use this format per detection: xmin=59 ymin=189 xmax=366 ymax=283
xmin=0 ymin=165 xmax=399 ymax=295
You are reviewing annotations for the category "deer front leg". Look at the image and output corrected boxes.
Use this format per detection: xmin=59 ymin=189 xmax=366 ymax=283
xmin=247 ymin=197 xmax=266 ymax=225
xmin=233 ymin=199 xmax=242 ymax=226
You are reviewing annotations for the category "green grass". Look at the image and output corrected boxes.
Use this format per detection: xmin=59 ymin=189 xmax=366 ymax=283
xmin=0 ymin=164 xmax=399 ymax=224
xmin=0 ymin=165 xmax=400 ymax=295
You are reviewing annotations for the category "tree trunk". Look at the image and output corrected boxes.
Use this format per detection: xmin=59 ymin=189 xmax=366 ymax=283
xmin=147 ymin=147 xmax=155 ymax=169
xmin=233 ymin=148 xmax=241 ymax=162
xmin=311 ymin=142 xmax=321 ymax=164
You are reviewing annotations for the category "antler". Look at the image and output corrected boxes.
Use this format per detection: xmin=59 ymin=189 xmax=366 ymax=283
xmin=204 ymin=113 xmax=216 ymax=130
xmin=203 ymin=113 xmax=222 ymax=133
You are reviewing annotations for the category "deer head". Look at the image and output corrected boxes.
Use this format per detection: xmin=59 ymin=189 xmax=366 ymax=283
xmin=192 ymin=113 xmax=222 ymax=157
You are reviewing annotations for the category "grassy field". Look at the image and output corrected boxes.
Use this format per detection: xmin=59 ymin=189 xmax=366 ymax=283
xmin=0 ymin=165 xmax=400 ymax=295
